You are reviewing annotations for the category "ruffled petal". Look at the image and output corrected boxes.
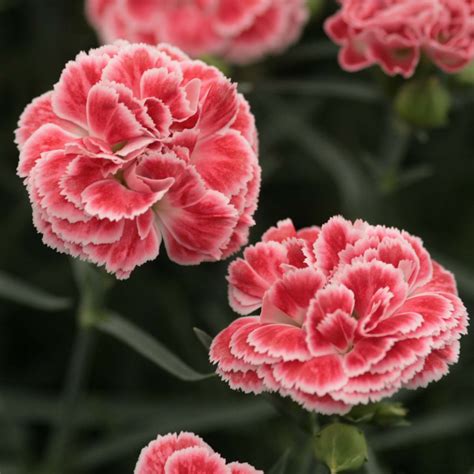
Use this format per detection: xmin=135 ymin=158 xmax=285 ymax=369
xmin=192 ymin=130 xmax=254 ymax=197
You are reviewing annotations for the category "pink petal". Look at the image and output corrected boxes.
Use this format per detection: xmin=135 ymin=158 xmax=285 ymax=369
xmin=137 ymin=210 xmax=155 ymax=240
xmin=225 ymin=4 xmax=286 ymax=64
xmin=198 ymin=79 xmax=239 ymax=139
xmin=402 ymin=231 xmax=433 ymax=289
xmin=287 ymin=389 xmax=351 ymax=415
xmin=306 ymin=284 xmax=355 ymax=330
xmin=102 ymin=44 xmax=164 ymax=97
xmin=32 ymin=206 xmax=70 ymax=255
xmin=135 ymin=432 xmax=211 ymax=474
xmin=52 ymin=51 xmax=110 ymax=128
xmin=261 ymin=218 xmax=297 ymax=243
xmin=84 ymin=219 xmax=161 ymax=278
xmin=324 ymin=13 xmax=349 ymax=44
xmin=228 ymin=462 xmax=263 ymax=474
xmin=82 ymin=179 xmax=165 ymax=221
xmin=124 ymin=0 xmax=163 ymax=23
xmin=368 ymin=39 xmax=419 ymax=78
xmin=217 ymin=368 xmax=265 ymax=394
xmin=86 ymin=84 xmax=144 ymax=144
xmin=273 ymin=355 xmax=347 ymax=396
xmin=161 ymin=6 xmax=224 ymax=58
xmin=416 ymin=261 xmax=457 ymax=295
xmin=165 ymin=447 xmax=228 ymax=474
xmin=144 ymin=98 xmax=173 ymax=137
xmin=336 ymin=260 xmax=408 ymax=324
xmin=18 ymin=124 xmax=78 ymax=178
xmin=316 ymin=310 xmax=358 ymax=353
xmin=404 ymin=350 xmax=450 ymax=389
xmin=30 ymin=151 xmax=87 ymax=223
xmin=230 ymin=95 xmax=258 ymax=152
xmin=50 ymin=215 xmax=124 ymax=245
xmin=399 ymin=293 xmax=453 ymax=337
xmin=15 ymin=91 xmax=81 ymax=149
xmin=140 ymin=68 xmax=199 ymax=121
xmin=227 ymin=241 xmax=288 ymax=314
xmin=314 ymin=215 xmax=360 ymax=276
xmin=370 ymin=337 xmax=432 ymax=374
xmin=60 ymin=155 xmax=121 ymax=209
xmin=230 ymin=321 xmax=278 ymax=365
xmin=216 ymin=0 xmax=269 ymax=34
xmin=192 ymin=130 xmax=255 ymax=197
xmin=210 ymin=317 xmax=260 ymax=373
xmin=158 ymin=189 xmax=237 ymax=264
xmin=138 ymin=153 xmax=238 ymax=263
xmin=261 ymin=267 xmax=325 ymax=325
xmin=248 ymin=324 xmax=311 ymax=362
xmin=371 ymin=237 xmax=420 ymax=289
xmin=367 ymin=312 xmax=423 ymax=337
xmin=344 ymin=337 xmax=394 ymax=377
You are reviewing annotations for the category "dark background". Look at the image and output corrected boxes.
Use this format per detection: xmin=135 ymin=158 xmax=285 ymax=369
xmin=1 ymin=1 xmax=474 ymax=473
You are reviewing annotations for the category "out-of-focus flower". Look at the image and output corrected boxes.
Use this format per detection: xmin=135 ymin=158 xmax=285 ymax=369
xmin=16 ymin=42 xmax=260 ymax=279
xmin=325 ymin=0 xmax=474 ymax=78
xmin=86 ymin=0 xmax=309 ymax=64
xmin=210 ymin=217 xmax=468 ymax=414
xmin=135 ymin=432 xmax=262 ymax=474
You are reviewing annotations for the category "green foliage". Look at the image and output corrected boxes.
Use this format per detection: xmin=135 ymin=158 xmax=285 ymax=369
xmin=193 ymin=327 xmax=213 ymax=350
xmin=394 ymin=77 xmax=452 ymax=128
xmin=268 ymin=450 xmax=291 ymax=474
xmin=315 ymin=423 xmax=368 ymax=473
xmin=346 ymin=402 xmax=409 ymax=427
xmin=98 ymin=313 xmax=214 ymax=381
xmin=454 ymin=61 xmax=474 ymax=85
xmin=0 ymin=271 xmax=71 ymax=311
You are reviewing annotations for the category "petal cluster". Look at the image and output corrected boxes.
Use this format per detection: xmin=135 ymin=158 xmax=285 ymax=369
xmin=325 ymin=0 xmax=474 ymax=77
xmin=86 ymin=0 xmax=309 ymax=64
xmin=210 ymin=217 xmax=468 ymax=414
xmin=15 ymin=42 xmax=260 ymax=279
xmin=135 ymin=432 xmax=262 ymax=474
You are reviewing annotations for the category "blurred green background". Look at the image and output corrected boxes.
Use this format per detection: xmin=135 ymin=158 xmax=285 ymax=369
xmin=1 ymin=0 xmax=474 ymax=473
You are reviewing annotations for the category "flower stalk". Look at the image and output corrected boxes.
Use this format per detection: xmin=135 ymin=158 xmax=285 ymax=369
xmin=42 ymin=261 xmax=112 ymax=473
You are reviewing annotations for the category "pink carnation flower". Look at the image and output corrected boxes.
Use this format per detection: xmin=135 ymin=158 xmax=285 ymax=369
xmin=86 ymin=0 xmax=309 ymax=64
xmin=16 ymin=42 xmax=260 ymax=279
xmin=210 ymin=217 xmax=468 ymax=414
xmin=325 ymin=0 xmax=474 ymax=78
xmin=135 ymin=432 xmax=262 ymax=474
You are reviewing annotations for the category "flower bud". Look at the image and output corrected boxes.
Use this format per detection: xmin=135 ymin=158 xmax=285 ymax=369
xmin=346 ymin=402 xmax=409 ymax=427
xmin=394 ymin=77 xmax=451 ymax=128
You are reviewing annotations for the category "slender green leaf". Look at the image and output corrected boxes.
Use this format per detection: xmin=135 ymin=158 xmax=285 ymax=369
xmin=0 ymin=271 xmax=71 ymax=311
xmin=364 ymin=447 xmax=385 ymax=474
xmin=268 ymin=450 xmax=291 ymax=474
xmin=193 ymin=327 xmax=213 ymax=350
xmin=247 ymin=79 xmax=382 ymax=103
xmin=258 ymin=96 xmax=374 ymax=218
xmin=98 ymin=312 xmax=214 ymax=381
xmin=371 ymin=406 xmax=474 ymax=451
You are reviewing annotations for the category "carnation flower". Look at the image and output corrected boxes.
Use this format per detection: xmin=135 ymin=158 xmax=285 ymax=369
xmin=210 ymin=217 xmax=468 ymax=414
xmin=325 ymin=0 xmax=474 ymax=77
xmin=86 ymin=0 xmax=309 ymax=64
xmin=135 ymin=432 xmax=262 ymax=474
xmin=16 ymin=42 xmax=260 ymax=279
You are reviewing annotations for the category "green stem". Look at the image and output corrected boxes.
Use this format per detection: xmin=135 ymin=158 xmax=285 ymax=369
xmin=378 ymin=116 xmax=411 ymax=194
xmin=42 ymin=261 xmax=111 ymax=473
xmin=43 ymin=324 xmax=95 ymax=473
